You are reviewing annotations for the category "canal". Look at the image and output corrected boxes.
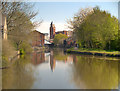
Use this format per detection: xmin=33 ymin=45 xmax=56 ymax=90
xmin=2 ymin=48 xmax=119 ymax=89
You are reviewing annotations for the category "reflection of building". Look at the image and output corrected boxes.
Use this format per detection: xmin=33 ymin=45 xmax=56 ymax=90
xmin=65 ymin=55 xmax=73 ymax=64
xmin=31 ymin=30 xmax=45 ymax=47
xmin=64 ymin=55 xmax=78 ymax=64
xmin=73 ymin=55 xmax=78 ymax=64
xmin=50 ymin=50 xmax=56 ymax=72
xmin=31 ymin=52 xmax=45 ymax=65
xmin=0 ymin=11 xmax=7 ymax=40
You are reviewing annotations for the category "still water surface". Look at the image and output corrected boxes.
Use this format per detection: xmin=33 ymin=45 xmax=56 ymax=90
xmin=2 ymin=48 xmax=119 ymax=89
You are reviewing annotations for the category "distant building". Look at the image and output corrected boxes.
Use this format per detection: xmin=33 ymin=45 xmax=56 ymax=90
xmin=66 ymin=37 xmax=73 ymax=45
xmin=44 ymin=33 xmax=51 ymax=45
xmin=49 ymin=21 xmax=73 ymax=44
xmin=0 ymin=11 xmax=7 ymax=40
xmin=50 ymin=21 xmax=56 ymax=39
xmin=31 ymin=30 xmax=45 ymax=47
xmin=67 ymin=30 xmax=73 ymax=37
xmin=44 ymin=33 xmax=49 ymax=41
xmin=55 ymin=30 xmax=73 ymax=37
xmin=55 ymin=30 xmax=68 ymax=36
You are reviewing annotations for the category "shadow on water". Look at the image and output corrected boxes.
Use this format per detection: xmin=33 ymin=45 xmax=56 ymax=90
xmin=2 ymin=48 xmax=120 ymax=89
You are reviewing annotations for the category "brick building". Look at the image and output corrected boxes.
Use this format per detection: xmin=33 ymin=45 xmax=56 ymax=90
xmin=55 ymin=30 xmax=73 ymax=37
xmin=49 ymin=21 xmax=73 ymax=44
xmin=50 ymin=21 xmax=56 ymax=39
xmin=31 ymin=30 xmax=45 ymax=47
xmin=55 ymin=30 xmax=68 ymax=36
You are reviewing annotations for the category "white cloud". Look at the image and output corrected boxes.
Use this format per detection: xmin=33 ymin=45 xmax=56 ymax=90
xmin=36 ymin=21 xmax=50 ymax=33
xmin=36 ymin=21 xmax=71 ymax=34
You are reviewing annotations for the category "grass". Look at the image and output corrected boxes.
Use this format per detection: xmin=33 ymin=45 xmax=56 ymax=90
xmin=68 ymin=48 xmax=119 ymax=55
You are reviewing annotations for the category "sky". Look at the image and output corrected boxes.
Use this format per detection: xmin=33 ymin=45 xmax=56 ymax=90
xmin=32 ymin=2 xmax=118 ymax=34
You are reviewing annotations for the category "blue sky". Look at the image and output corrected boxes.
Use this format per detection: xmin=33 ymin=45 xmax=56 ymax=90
xmin=32 ymin=2 xmax=118 ymax=33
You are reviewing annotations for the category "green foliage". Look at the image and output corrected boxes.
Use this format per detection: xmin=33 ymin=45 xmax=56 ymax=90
xmin=2 ymin=40 xmax=16 ymax=67
xmin=53 ymin=33 xmax=68 ymax=46
xmin=69 ymin=6 xmax=119 ymax=50
xmin=20 ymin=49 xmax=25 ymax=55
xmin=19 ymin=41 xmax=33 ymax=54
xmin=2 ymin=40 xmax=16 ymax=60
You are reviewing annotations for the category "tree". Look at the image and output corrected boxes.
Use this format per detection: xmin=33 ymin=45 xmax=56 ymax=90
xmin=53 ymin=33 xmax=68 ymax=46
xmin=68 ymin=6 xmax=119 ymax=50
xmin=0 ymin=2 xmax=42 ymax=51
xmin=67 ymin=7 xmax=94 ymax=42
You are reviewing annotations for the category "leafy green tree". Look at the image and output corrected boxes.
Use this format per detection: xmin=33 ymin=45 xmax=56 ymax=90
xmin=53 ymin=33 xmax=68 ymax=46
xmin=67 ymin=7 xmax=94 ymax=42
xmin=68 ymin=6 xmax=119 ymax=50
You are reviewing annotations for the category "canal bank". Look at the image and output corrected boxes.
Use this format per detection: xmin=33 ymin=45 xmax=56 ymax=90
xmin=2 ymin=48 xmax=119 ymax=89
xmin=66 ymin=48 xmax=120 ymax=58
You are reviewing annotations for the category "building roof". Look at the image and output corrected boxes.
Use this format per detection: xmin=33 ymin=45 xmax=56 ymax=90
xmin=44 ymin=33 xmax=49 ymax=35
xmin=32 ymin=30 xmax=45 ymax=35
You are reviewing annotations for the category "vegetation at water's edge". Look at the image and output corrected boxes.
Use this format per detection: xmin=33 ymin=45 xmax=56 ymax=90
xmin=1 ymin=2 xmax=41 ymax=67
xmin=68 ymin=6 xmax=120 ymax=51
xmin=67 ymin=48 xmax=120 ymax=57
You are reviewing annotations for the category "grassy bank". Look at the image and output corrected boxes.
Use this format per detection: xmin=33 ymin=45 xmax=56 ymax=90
xmin=66 ymin=48 xmax=120 ymax=58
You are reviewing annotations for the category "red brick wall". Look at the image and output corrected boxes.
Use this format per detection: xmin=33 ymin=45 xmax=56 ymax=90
xmin=55 ymin=31 xmax=68 ymax=36
xmin=32 ymin=31 xmax=45 ymax=47
xmin=50 ymin=25 xmax=55 ymax=39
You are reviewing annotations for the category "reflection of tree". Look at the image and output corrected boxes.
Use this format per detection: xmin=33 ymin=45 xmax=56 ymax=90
xmin=2 ymin=54 xmax=35 ymax=89
xmin=72 ymin=56 xmax=118 ymax=89
xmin=53 ymin=48 xmax=68 ymax=61
xmin=119 ymin=63 xmax=120 ymax=88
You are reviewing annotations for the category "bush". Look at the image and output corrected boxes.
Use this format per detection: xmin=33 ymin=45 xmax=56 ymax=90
xmin=19 ymin=41 xmax=33 ymax=53
xmin=20 ymin=49 xmax=25 ymax=55
xmin=2 ymin=40 xmax=16 ymax=61
xmin=2 ymin=40 xmax=16 ymax=67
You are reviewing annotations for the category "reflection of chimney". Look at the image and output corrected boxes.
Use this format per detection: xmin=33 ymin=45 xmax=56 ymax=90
xmin=50 ymin=50 xmax=56 ymax=72
xmin=50 ymin=59 xmax=56 ymax=72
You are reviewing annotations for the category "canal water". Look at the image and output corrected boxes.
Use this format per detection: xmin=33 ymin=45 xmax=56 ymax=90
xmin=2 ymin=48 xmax=119 ymax=89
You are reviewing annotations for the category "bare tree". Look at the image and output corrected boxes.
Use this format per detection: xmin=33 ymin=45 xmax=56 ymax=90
xmin=0 ymin=2 xmax=42 ymax=50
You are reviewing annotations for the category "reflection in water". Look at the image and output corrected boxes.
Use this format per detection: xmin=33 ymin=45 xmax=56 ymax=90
xmin=50 ymin=50 xmax=56 ymax=72
xmin=31 ymin=52 xmax=45 ymax=65
xmin=2 ymin=48 xmax=119 ymax=89
xmin=2 ymin=55 xmax=35 ymax=89
xmin=71 ymin=56 xmax=119 ymax=89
